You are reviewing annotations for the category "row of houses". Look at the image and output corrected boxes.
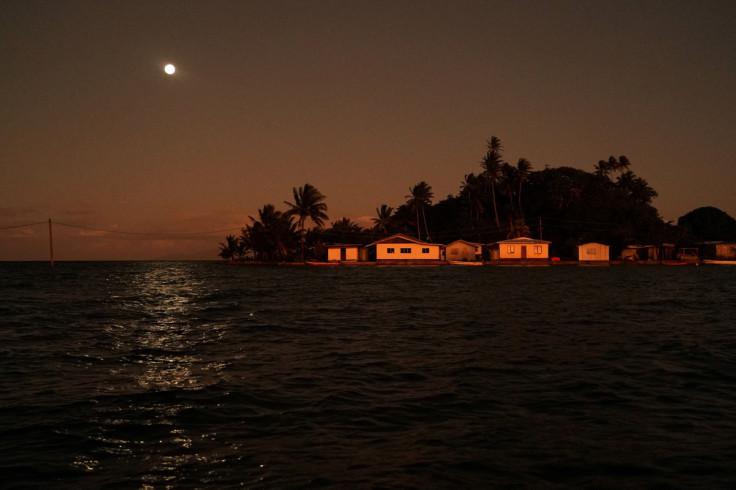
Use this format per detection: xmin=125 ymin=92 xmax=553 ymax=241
xmin=327 ymin=234 xmax=555 ymax=264
xmin=325 ymin=234 xmax=736 ymax=264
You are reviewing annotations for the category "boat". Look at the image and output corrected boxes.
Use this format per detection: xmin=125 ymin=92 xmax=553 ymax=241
xmin=701 ymin=259 xmax=736 ymax=265
xmin=677 ymin=248 xmax=699 ymax=262
xmin=305 ymin=261 xmax=340 ymax=266
xmin=448 ymin=260 xmax=483 ymax=266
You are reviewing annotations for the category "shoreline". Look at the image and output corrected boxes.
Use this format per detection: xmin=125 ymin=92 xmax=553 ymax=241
xmin=222 ymin=259 xmax=708 ymax=267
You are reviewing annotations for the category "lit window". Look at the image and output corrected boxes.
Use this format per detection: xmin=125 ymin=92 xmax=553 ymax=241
xmin=507 ymin=246 xmax=515 ymax=253
xmin=387 ymin=248 xmax=395 ymax=254
xmin=534 ymin=246 xmax=543 ymax=254
xmin=422 ymin=248 xmax=429 ymax=254
xmin=400 ymin=248 xmax=411 ymax=254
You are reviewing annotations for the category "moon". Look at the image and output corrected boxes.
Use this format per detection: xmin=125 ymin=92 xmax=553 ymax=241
xmin=164 ymin=64 xmax=175 ymax=75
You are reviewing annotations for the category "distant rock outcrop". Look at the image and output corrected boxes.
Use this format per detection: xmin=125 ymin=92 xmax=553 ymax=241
xmin=678 ymin=207 xmax=736 ymax=242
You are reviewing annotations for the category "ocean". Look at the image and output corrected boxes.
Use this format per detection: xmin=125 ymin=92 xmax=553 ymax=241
xmin=1 ymin=261 xmax=735 ymax=488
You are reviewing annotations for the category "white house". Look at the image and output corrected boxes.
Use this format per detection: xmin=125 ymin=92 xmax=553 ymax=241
xmin=445 ymin=240 xmax=482 ymax=262
xmin=492 ymin=237 xmax=551 ymax=260
xmin=578 ymin=242 xmax=610 ymax=262
xmin=326 ymin=244 xmax=361 ymax=262
xmin=364 ymin=234 xmax=443 ymax=262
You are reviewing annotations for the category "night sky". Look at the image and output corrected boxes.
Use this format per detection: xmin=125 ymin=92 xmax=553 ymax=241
xmin=2 ymin=0 xmax=734 ymax=260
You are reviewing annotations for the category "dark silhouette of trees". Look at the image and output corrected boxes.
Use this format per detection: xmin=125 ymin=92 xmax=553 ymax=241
xmin=678 ymin=207 xmax=736 ymax=243
xmin=523 ymin=165 xmax=663 ymax=257
xmin=220 ymin=139 xmax=730 ymax=262
xmin=241 ymin=204 xmax=298 ymax=262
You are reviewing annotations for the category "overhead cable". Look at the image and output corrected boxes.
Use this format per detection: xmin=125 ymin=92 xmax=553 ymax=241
xmin=53 ymin=221 xmax=242 ymax=236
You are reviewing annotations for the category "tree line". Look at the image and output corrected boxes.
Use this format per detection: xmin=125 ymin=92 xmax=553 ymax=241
xmin=220 ymin=136 xmax=735 ymax=262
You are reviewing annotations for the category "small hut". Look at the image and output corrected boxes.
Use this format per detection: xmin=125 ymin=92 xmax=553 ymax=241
xmin=445 ymin=240 xmax=482 ymax=262
xmin=578 ymin=242 xmax=610 ymax=262
xmin=490 ymin=237 xmax=551 ymax=260
xmin=327 ymin=244 xmax=361 ymax=262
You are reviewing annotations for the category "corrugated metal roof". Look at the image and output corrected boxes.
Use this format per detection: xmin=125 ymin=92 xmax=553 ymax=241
xmin=364 ymin=233 xmax=443 ymax=247
xmin=492 ymin=237 xmax=551 ymax=245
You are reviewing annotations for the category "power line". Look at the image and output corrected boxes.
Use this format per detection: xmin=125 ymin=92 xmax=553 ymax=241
xmin=53 ymin=221 xmax=242 ymax=236
xmin=0 ymin=220 xmax=241 ymax=236
xmin=0 ymin=221 xmax=47 ymax=230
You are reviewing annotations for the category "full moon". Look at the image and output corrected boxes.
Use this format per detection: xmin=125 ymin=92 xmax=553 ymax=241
xmin=164 ymin=64 xmax=175 ymax=75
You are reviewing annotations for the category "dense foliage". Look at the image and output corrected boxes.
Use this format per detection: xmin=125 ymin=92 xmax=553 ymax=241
xmin=220 ymin=138 xmax=734 ymax=261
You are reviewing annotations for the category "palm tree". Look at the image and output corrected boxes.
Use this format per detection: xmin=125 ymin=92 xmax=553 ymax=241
xmin=486 ymin=136 xmax=503 ymax=153
xmin=405 ymin=181 xmax=434 ymax=241
xmin=516 ymin=158 xmax=532 ymax=221
xmin=246 ymin=204 xmax=298 ymax=261
xmin=499 ymin=162 xmax=519 ymax=235
xmin=594 ymin=158 xmax=612 ymax=177
xmin=500 ymin=162 xmax=517 ymax=208
xmin=460 ymin=173 xmax=484 ymax=225
xmin=617 ymin=170 xmax=658 ymax=204
xmin=616 ymin=155 xmax=631 ymax=173
xmin=372 ymin=204 xmax=394 ymax=234
xmin=284 ymin=183 xmax=329 ymax=259
xmin=218 ymin=234 xmax=239 ymax=262
xmin=480 ymin=137 xmax=504 ymax=230
xmin=326 ymin=217 xmax=363 ymax=243
xmin=595 ymin=155 xmax=631 ymax=178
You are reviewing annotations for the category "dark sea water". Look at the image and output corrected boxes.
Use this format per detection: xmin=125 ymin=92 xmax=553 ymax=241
xmin=1 ymin=261 xmax=736 ymax=489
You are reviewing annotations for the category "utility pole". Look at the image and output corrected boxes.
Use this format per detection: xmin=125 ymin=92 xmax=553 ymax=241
xmin=48 ymin=218 xmax=54 ymax=267
xmin=539 ymin=217 xmax=543 ymax=240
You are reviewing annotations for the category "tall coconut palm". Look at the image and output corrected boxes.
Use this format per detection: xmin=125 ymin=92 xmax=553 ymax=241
xmin=405 ymin=181 xmax=434 ymax=241
xmin=500 ymin=162 xmax=517 ymax=208
xmin=284 ymin=183 xmax=329 ymax=259
xmin=481 ymin=137 xmax=504 ymax=230
xmin=372 ymin=204 xmax=394 ymax=234
xmin=499 ymin=162 xmax=519 ymax=235
xmin=486 ymin=136 xmax=503 ymax=153
xmin=460 ymin=173 xmax=485 ymax=225
xmin=516 ymin=158 xmax=532 ymax=221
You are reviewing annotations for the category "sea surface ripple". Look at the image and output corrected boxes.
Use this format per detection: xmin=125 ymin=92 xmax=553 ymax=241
xmin=1 ymin=262 xmax=735 ymax=488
